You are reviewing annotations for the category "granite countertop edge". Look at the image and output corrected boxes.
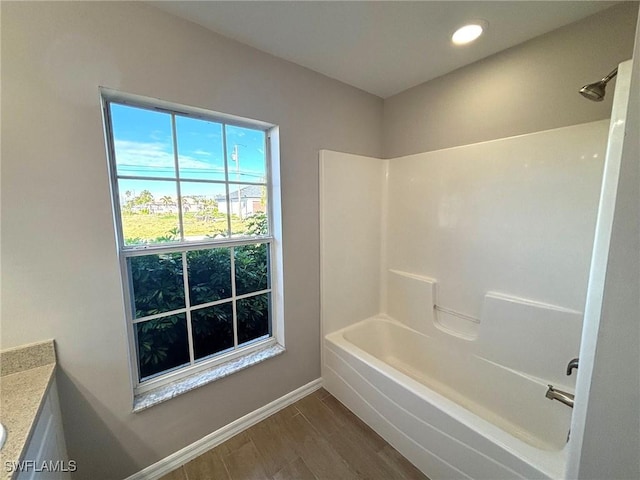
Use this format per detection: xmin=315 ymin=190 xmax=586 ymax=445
xmin=0 ymin=341 xmax=57 ymax=480
xmin=0 ymin=364 xmax=56 ymax=480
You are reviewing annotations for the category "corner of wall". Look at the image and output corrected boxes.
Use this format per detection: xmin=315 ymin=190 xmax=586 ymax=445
xmin=319 ymin=151 xmax=386 ymax=337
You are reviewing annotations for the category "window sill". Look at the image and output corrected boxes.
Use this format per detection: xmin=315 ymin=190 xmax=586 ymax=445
xmin=133 ymin=343 xmax=285 ymax=412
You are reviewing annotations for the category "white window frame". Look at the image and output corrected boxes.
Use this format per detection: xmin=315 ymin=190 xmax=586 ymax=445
xmin=100 ymin=88 xmax=284 ymax=398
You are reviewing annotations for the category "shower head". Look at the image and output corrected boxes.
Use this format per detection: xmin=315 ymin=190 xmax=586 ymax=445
xmin=579 ymin=67 xmax=618 ymax=101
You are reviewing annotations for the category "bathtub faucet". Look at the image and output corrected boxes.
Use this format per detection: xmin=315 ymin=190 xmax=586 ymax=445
xmin=546 ymin=385 xmax=575 ymax=408
xmin=566 ymin=358 xmax=579 ymax=376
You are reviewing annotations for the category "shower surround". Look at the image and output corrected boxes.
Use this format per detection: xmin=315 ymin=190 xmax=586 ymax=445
xmin=320 ymin=120 xmax=609 ymax=479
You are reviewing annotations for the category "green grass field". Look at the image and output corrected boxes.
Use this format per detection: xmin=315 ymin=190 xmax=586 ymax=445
xmin=122 ymin=212 xmax=248 ymax=243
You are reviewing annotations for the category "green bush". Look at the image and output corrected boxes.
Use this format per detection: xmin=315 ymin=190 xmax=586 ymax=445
xmin=131 ymin=213 xmax=270 ymax=379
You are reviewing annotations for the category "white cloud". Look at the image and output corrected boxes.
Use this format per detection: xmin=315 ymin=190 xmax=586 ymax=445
xmin=114 ymin=140 xmax=216 ymax=172
xmin=192 ymin=149 xmax=212 ymax=157
xmin=115 ymin=140 xmax=173 ymax=167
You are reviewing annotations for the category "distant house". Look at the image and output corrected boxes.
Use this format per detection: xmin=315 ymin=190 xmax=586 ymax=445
xmin=215 ymin=185 xmax=266 ymax=218
xmin=130 ymin=202 xmax=176 ymax=214
xmin=130 ymin=201 xmax=179 ymax=215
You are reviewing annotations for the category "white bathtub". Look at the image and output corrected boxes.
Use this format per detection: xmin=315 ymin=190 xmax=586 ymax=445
xmin=323 ymin=316 xmax=572 ymax=479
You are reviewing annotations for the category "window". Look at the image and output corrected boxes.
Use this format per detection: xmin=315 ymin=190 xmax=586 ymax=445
xmin=101 ymin=90 xmax=282 ymax=401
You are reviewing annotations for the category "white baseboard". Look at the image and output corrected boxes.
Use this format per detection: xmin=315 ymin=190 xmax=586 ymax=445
xmin=125 ymin=378 xmax=323 ymax=480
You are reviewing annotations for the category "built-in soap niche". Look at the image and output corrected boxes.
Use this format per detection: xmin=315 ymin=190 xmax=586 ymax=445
xmin=386 ymin=269 xmax=479 ymax=340
xmin=432 ymin=300 xmax=480 ymax=340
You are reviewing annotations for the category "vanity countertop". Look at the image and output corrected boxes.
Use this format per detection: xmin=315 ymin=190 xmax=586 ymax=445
xmin=0 ymin=341 xmax=56 ymax=480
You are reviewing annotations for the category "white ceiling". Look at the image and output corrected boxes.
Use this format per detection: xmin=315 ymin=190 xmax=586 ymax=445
xmin=151 ymin=1 xmax=615 ymax=98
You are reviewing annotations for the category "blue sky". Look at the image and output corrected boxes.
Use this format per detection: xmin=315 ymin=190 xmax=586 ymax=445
xmin=110 ymin=103 xmax=266 ymax=200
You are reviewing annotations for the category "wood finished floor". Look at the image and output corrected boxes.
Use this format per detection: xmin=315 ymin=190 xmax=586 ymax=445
xmin=159 ymin=388 xmax=429 ymax=480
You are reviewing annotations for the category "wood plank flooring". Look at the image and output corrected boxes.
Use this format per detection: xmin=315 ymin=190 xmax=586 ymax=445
xmin=159 ymin=388 xmax=428 ymax=480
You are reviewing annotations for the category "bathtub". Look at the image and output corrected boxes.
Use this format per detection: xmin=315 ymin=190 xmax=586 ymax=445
xmin=323 ymin=316 xmax=572 ymax=479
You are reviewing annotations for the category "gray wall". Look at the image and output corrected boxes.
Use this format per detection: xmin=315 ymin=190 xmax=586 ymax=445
xmin=383 ymin=2 xmax=638 ymax=157
xmin=0 ymin=2 xmax=381 ymax=478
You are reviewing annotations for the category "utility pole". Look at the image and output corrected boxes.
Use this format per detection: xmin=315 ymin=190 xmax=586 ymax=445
xmin=231 ymin=144 xmax=243 ymax=219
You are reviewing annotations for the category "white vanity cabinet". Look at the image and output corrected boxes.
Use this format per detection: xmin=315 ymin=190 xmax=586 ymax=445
xmin=15 ymin=380 xmax=70 ymax=480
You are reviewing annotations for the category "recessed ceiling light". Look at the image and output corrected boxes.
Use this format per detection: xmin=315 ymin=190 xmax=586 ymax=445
xmin=451 ymin=22 xmax=486 ymax=45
